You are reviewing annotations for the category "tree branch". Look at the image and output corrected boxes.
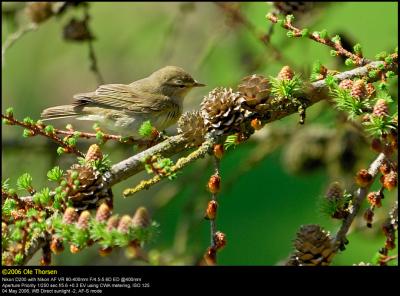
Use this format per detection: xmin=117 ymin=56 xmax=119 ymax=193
xmin=215 ymin=3 xmax=287 ymax=63
xmin=267 ymin=13 xmax=371 ymax=65
xmin=1 ymin=114 xmax=85 ymax=157
xmin=106 ymin=135 xmax=189 ymax=187
xmin=122 ymin=137 xmax=216 ymax=197
xmin=210 ymin=156 xmax=220 ymax=249
xmin=2 ymin=23 xmax=38 ymax=68
xmin=83 ymin=3 xmax=105 ymax=85
xmin=20 ymin=232 xmax=52 ymax=266
xmin=333 ymin=152 xmax=387 ymax=250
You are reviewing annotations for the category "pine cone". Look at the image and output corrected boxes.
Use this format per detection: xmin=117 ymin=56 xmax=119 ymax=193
xmin=278 ymin=66 xmax=294 ymax=81
xmin=85 ymin=144 xmax=103 ymax=162
xmin=366 ymin=83 xmax=376 ymax=98
xmin=177 ymin=111 xmax=207 ymax=147
xmin=26 ymin=2 xmax=53 ymax=24
xmin=63 ymin=207 xmax=78 ymax=225
xmin=286 ymin=224 xmax=335 ymax=266
xmin=200 ymin=88 xmax=247 ymax=136
xmin=367 ymin=192 xmax=382 ymax=208
xmin=214 ymin=231 xmax=227 ymax=250
xmin=66 ymin=164 xmax=112 ymax=211
xmin=383 ymin=171 xmax=398 ymax=191
xmin=238 ymin=74 xmax=271 ymax=110
xmin=106 ymin=215 xmax=119 ymax=231
xmin=325 ymin=182 xmax=344 ymax=201
xmin=273 ymin=2 xmax=314 ymax=16
xmin=351 ymin=79 xmax=367 ymax=100
xmin=63 ymin=18 xmax=93 ymax=42
xmin=338 ymin=79 xmax=353 ymax=90
xmin=117 ymin=215 xmax=132 ymax=234
xmin=95 ymin=203 xmax=112 ymax=223
xmin=132 ymin=207 xmax=151 ymax=228
xmin=372 ymin=99 xmax=389 ymax=117
xmin=77 ymin=211 xmax=91 ymax=230
xmin=325 ymin=182 xmax=348 ymax=219
xmin=50 ymin=236 xmax=64 ymax=255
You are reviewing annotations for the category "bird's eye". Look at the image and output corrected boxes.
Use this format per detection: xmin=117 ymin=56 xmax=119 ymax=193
xmin=173 ymin=80 xmax=185 ymax=88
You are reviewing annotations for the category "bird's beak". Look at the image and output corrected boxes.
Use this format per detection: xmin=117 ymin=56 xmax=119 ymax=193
xmin=192 ymin=81 xmax=206 ymax=87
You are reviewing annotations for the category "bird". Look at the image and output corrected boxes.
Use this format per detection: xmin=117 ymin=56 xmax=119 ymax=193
xmin=41 ymin=66 xmax=205 ymax=137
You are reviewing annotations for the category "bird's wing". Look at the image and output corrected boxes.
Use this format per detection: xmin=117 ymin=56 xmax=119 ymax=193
xmin=73 ymin=84 xmax=171 ymax=114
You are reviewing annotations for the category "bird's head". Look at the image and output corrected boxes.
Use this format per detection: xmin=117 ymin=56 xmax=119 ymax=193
xmin=150 ymin=66 xmax=205 ymax=98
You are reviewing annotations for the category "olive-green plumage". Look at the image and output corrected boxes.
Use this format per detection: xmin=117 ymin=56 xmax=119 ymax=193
xmin=41 ymin=66 xmax=205 ymax=137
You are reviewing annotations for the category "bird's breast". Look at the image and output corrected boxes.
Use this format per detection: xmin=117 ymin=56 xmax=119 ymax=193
xmin=155 ymin=106 xmax=182 ymax=130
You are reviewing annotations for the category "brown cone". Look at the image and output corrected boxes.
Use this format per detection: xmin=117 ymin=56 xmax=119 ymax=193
xmin=238 ymin=74 xmax=271 ymax=109
xmin=177 ymin=111 xmax=207 ymax=147
xmin=85 ymin=144 xmax=103 ymax=162
xmin=372 ymin=99 xmax=389 ymax=117
xmin=351 ymin=80 xmax=367 ymax=100
xmin=273 ymin=2 xmax=314 ymax=17
xmin=66 ymin=164 xmax=113 ymax=211
xmin=278 ymin=66 xmax=294 ymax=81
xmin=117 ymin=215 xmax=132 ymax=234
xmin=200 ymin=88 xmax=248 ymax=136
xmin=286 ymin=224 xmax=334 ymax=266
xmin=132 ymin=207 xmax=151 ymax=228
xmin=106 ymin=215 xmax=119 ymax=231
xmin=63 ymin=207 xmax=78 ymax=225
xmin=338 ymin=79 xmax=353 ymax=90
xmin=77 ymin=210 xmax=91 ymax=230
xmin=63 ymin=18 xmax=93 ymax=42
xmin=26 ymin=2 xmax=53 ymax=24
xmin=96 ymin=203 xmax=112 ymax=223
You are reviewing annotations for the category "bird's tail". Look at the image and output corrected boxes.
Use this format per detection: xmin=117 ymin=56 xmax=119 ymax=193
xmin=41 ymin=105 xmax=79 ymax=121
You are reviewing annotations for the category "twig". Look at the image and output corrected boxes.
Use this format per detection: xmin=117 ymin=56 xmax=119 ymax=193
xmin=1 ymin=114 xmax=84 ymax=157
xmin=56 ymin=129 xmax=121 ymax=140
xmin=267 ymin=13 xmax=371 ymax=65
xmin=122 ymin=137 xmax=216 ymax=197
xmin=379 ymin=255 xmax=398 ymax=265
xmin=378 ymin=201 xmax=398 ymax=266
xmin=214 ymin=3 xmax=287 ymax=63
xmin=210 ymin=156 xmax=220 ymax=249
xmin=2 ymin=23 xmax=38 ymax=68
xmin=87 ymin=40 xmax=104 ymax=85
xmin=2 ymin=114 xmax=155 ymax=150
xmin=215 ymin=3 xmax=269 ymax=47
xmin=107 ymin=135 xmax=188 ymax=186
xmin=21 ymin=232 xmax=52 ymax=266
xmin=333 ymin=153 xmax=387 ymax=250
xmin=83 ymin=3 xmax=104 ymax=85
xmin=54 ymin=128 xmax=152 ymax=146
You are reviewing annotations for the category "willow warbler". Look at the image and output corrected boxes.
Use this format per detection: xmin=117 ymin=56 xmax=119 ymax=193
xmin=41 ymin=66 xmax=205 ymax=137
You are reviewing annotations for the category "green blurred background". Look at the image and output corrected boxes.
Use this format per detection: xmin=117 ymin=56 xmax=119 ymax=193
xmin=2 ymin=2 xmax=398 ymax=265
